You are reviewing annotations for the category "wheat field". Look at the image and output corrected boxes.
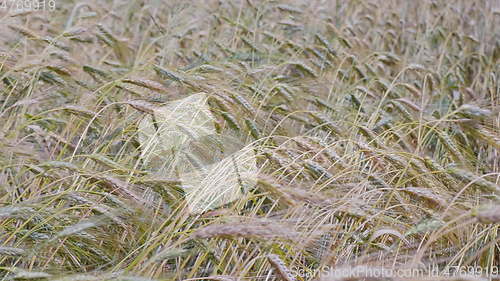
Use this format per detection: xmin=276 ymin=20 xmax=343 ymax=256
xmin=0 ymin=0 xmax=499 ymax=280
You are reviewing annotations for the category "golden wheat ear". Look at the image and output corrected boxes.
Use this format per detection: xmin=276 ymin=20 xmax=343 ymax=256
xmin=268 ymin=254 xmax=297 ymax=281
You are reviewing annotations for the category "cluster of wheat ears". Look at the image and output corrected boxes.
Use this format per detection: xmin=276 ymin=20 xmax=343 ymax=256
xmin=0 ymin=0 xmax=499 ymax=280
